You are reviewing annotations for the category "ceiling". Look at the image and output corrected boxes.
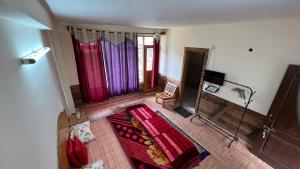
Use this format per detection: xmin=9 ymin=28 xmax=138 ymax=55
xmin=45 ymin=0 xmax=300 ymax=28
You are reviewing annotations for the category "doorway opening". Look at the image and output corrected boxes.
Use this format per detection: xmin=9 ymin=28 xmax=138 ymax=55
xmin=137 ymin=35 xmax=155 ymax=93
xmin=180 ymin=47 xmax=209 ymax=111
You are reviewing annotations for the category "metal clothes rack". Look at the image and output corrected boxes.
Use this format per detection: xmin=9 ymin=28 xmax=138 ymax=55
xmin=190 ymin=77 xmax=256 ymax=148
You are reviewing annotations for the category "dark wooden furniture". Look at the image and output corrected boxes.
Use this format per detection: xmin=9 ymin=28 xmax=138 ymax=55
xmin=255 ymin=65 xmax=300 ymax=169
xmin=199 ymin=91 xmax=264 ymax=145
xmin=192 ymin=78 xmax=256 ymax=148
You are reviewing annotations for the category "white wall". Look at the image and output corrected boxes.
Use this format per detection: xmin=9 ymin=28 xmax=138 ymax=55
xmin=159 ymin=34 xmax=168 ymax=74
xmin=56 ymin=22 xmax=166 ymax=86
xmin=1 ymin=0 xmax=54 ymax=28
xmin=56 ymin=25 xmax=78 ymax=86
xmin=0 ymin=17 xmax=65 ymax=169
xmin=163 ymin=18 xmax=300 ymax=115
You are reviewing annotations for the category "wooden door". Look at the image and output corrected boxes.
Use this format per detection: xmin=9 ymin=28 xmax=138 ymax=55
xmin=143 ymin=45 xmax=154 ymax=92
xmin=256 ymin=65 xmax=300 ymax=169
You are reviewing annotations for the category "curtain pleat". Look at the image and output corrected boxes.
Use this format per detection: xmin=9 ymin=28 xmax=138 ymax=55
xmin=151 ymin=38 xmax=160 ymax=89
xmin=70 ymin=27 xmax=139 ymax=101
xmin=71 ymin=36 xmax=108 ymax=102
xmin=102 ymin=32 xmax=139 ymax=97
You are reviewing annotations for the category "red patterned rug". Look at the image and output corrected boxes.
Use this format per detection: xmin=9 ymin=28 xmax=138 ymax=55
xmin=107 ymin=103 xmax=209 ymax=169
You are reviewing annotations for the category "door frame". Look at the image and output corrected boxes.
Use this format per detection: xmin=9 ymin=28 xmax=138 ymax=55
xmin=179 ymin=47 xmax=209 ymax=112
xmin=138 ymin=35 xmax=155 ymax=93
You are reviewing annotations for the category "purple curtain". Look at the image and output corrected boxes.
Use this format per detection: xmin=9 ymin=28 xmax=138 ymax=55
xmin=101 ymin=32 xmax=138 ymax=96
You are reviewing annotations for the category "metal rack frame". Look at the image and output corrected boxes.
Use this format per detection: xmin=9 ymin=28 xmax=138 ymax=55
xmin=191 ymin=78 xmax=256 ymax=148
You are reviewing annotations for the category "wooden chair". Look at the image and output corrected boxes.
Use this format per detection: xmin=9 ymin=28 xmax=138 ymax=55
xmin=156 ymin=82 xmax=178 ymax=108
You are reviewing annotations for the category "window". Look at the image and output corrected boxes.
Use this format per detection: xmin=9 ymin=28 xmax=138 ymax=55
xmin=146 ymin=47 xmax=153 ymax=71
xmin=144 ymin=37 xmax=153 ymax=45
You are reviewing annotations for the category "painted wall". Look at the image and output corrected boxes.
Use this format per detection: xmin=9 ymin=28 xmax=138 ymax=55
xmin=0 ymin=17 xmax=65 ymax=169
xmin=55 ymin=22 xmax=166 ymax=86
xmin=159 ymin=34 xmax=168 ymax=74
xmin=1 ymin=0 xmax=54 ymax=28
xmin=49 ymin=22 xmax=77 ymax=114
xmin=163 ymin=18 xmax=300 ymax=115
xmin=0 ymin=0 xmax=77 ymax=115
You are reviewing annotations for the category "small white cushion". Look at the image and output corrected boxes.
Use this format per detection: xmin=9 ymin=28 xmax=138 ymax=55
xmin=85 ymin=160 xmax=104 ymax=169
xmin=70 ymin=121 xmax=96 ymax=143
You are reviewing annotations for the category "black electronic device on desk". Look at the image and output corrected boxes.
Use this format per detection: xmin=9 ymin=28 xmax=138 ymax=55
xmin=204 ymin=70 xmax=225 ymax=93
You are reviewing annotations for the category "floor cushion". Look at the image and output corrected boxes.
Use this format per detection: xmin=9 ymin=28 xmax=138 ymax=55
xmin=67 ymin=136 xmax=82 ymax=168
xmin=74 ymin=135 xmax=89 ymax=165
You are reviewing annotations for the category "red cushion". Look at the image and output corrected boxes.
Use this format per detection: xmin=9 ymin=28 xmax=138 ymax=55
xmin=67 ymin=137 xmax=82 ymax=168
xmin=73 ymin=135 xmax=89 ymax=165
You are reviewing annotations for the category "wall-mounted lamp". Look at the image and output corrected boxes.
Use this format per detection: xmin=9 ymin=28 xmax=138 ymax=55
xmin=21 ymin=47 xmax=50 ymax=64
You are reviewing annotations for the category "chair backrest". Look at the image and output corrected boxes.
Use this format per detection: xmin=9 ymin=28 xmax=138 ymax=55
xmin=164 ymin=82 xmax=177 ymax=97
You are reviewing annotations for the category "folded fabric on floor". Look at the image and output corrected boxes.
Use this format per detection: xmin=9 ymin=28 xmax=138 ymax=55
xmin=107 ymin=103 xmax=209 ymax=169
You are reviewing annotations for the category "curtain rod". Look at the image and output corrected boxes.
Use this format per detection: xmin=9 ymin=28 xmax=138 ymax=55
xmin=66 ymin=25 xmax=164 ymax=35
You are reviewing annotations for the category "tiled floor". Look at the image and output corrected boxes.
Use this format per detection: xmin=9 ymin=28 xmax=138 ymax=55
xmin=85 ymin=119 xmax=132 ymax=169
xmin=81 ymin=95 xmax=272 ymax=169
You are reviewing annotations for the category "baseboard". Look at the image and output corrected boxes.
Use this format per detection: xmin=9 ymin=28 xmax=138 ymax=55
xmin=199 ymin=91 xmax=265 ymax=144
xmin=70 ymin=84 xmax=146 ymax=107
